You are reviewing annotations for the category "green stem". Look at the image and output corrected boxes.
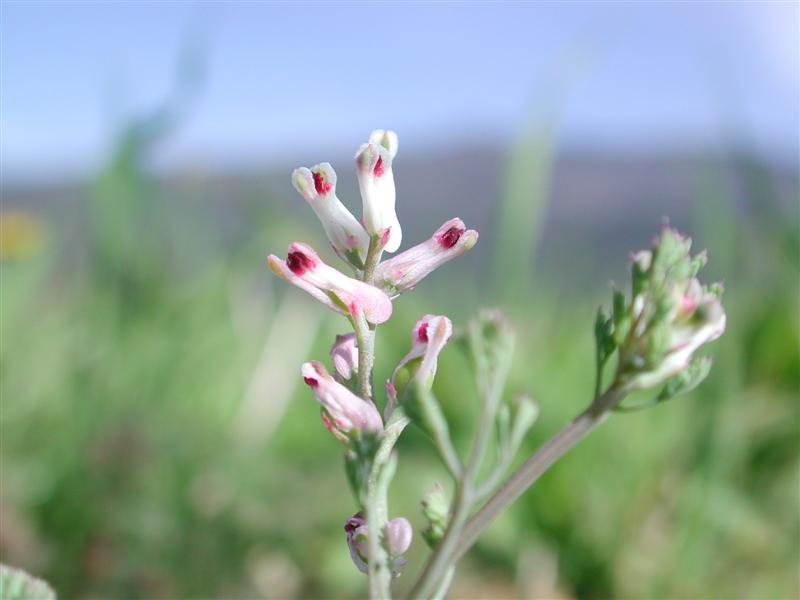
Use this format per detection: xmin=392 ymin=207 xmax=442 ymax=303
xmin=365 ymin=456 xmax=394 ymax=600
xmin=357 ymin=233 xmax=396 ymax=600
xmin=407 ymin=479 xmax=472 ymax=600
xmin=416 ymin=386 xmax=462 ymax=479
xmin=365 ymin=411 xmax=410 ymax=600
xmin=431 ymin=567 xmax=455 ymax=600
xmin=408 ymin=371 xmax=503 ymax=599
xmin=354 ymin=316 xmax=376 ymax=401
xmin=363 ymin=234 xmax=384 ymax=284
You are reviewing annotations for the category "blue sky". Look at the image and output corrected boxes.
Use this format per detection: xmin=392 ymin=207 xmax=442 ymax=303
xmin=2 ymin=1 xmax=797 ymax=181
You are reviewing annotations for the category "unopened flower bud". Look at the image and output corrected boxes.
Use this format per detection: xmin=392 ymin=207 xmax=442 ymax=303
xmin=355 ymin=130 xmax=401 ymax=252
xmin=268 ymin=242 xmax=392 ymax=324
xmin=330 ymin=333 xmax=358 ymax=381
xmin=374 ymin=218 xmax=478 ymax=295
xmin=421 ymin=483 xmax=449 ymax=547
xmin=292 ymin=164 xmax=370 ymax=268
xmin=344 ymin=512 xmax=413 ymax=576
xmin=301 ymin=361 xmax=383 ymax=443
xmin=387 ymin=517 xmax=413 ymax=557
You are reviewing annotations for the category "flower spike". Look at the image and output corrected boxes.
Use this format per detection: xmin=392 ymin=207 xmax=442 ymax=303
xmin=374 ymin=218 xmax=478 ymax=296
xmin=268 ymin=242 xmax=393 ymax=324
xmin=292 ymin=163 xmax=370 ymax=269
xmin=301 ymin=361 xmax=383 ymax=443
xmin=355 ymin=130 xmax=402 ymax=252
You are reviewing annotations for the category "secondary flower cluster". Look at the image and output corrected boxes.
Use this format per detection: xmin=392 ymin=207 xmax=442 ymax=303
xmin=595 ymin=225 xmax=726 ymax=400
xmin=266 ymin=129 xmax=478 ymax=577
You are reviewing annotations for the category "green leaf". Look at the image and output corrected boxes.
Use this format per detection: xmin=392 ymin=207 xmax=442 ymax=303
xmin=0 ymin=565 xmax=55 ymax=600
xmin=612 ymin=289 xmax=627 ymax=326
xmin=594 ymin=308 xmax=617 ymax=367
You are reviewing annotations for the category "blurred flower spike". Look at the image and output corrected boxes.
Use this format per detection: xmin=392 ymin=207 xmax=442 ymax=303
xmin=292 ymin=163 xmax=370 ymax=269
xmin=345 ymin=512 xmax=413 ymax=576
xmin=268 ymin=243 xmax=392 ymax=324
xmin=596 ymin=225 xmax=726 ymax=403
xmin=375 ymin=218 xmax=479 ymax=296
xmin=301 ymin=361 xmax=383 ymax=444
xmin=356 ymin=130 xmax=402 ymax=252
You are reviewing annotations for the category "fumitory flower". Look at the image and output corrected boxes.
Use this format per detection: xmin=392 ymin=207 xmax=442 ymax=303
xmin=268 ymin=242 xmax=392 ymax=324
xmin=292 ymin=163 xmax=370 ymax=269
xmin=330 ymin=332 xmax=358 ymax=382
xmin=301 ymin=361 xmax=383 ymax=443
xmin=374 ymin=218 xmax=479 ymax=296
xmin=356 ymin=130 xmax=402 ymax=253
xmin=388 ymin=315 xmax=453 ymax=407
xmin=345 ymin=512 xmax=413 ymax=576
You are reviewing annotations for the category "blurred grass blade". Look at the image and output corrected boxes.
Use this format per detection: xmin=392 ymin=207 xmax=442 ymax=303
xmin=234 ymin=294 xmax=324 ymax=446
xmin=491 ymin=119 xmax=555 ymax=303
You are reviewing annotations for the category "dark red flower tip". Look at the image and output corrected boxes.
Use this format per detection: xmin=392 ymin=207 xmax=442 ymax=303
xmin=438 ymin=226 xmax=464 ymax=249
xmin=312 ymin=171 xmax=332 ymax=195
xmin=417 ymin=322 xmax=429 ymax=343
xmin=345 ymin=512 xmax=365 ymax=533
xmin=303 ymin=376 xmax=319 ymax=388
xmin=286 ymin=251 xmax=316 ymax=276
xmin=373 ymin=156 xmax=385 ymax=177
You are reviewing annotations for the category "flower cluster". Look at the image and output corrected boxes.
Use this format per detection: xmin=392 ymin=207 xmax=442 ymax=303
xmin=595 ymin=225 xmax=726 ymax=403
xmin=266 ymin=130 xmax=478 ymax=577
xmin=265 ymin=131 xmax=726 ymax=596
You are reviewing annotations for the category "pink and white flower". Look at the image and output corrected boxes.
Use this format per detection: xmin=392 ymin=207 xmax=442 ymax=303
xmin=355 ymin=130 xmax=402 ymax=253
xmin=374 ymin=218 xmax=478 ymax=295
xmin=388 ymin=315 xmax=453 ymax=410
xmin=268 ymin=242 xmax=392 ymax=324
xmin=330 ymin=332 xmax=358 ymax=381
xmin=292 ymin=163 xmax=370 ymax=268
xmin=301 ymin=361 xmax=383 ymax=443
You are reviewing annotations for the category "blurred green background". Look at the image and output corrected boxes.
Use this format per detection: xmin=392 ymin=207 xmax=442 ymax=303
xmin=2 ymin=3 xmax=798 ymax=599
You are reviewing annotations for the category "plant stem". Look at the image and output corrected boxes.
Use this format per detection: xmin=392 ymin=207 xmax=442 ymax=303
xmin=355 ymin=235 xmax=384 ymax=401
xmin=365 ymin=456 xmax=394 ymax=600
xmin=364 ymin=411 xmax=410 ymax=600
xmin=363 ymin=234 xmax=384 ymax=285
xmin=408 ymin=369 xmax=503 ymax=599
xmin=407 ymin=479 xmax=473 ymax=600
xmin=416 ymin=386 xmax=462 ymax=479
xmin=430 ymin=567 xmax=455 ymax=600
xmin=451 ymin=387 xmax=624 ymax=562
xmin=355 ymin=318 xmax=376 ymax=401
xmin=358 ymin=233 xmax=397 ymax=600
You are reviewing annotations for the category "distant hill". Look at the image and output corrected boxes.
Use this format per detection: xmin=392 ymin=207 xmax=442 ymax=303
xmin=3 ymin=145 xmax=797 ymax=288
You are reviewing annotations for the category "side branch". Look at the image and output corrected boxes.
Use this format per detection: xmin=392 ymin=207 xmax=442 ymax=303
xmin=452 ymin=387 xmax=624 ymax=562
